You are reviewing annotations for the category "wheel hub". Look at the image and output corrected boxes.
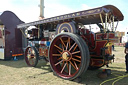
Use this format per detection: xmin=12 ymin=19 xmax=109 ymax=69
xmin=62 ymin=52 xmax=70 ymax=60
xmin=31 ymin=54 xmax=35 ymax=58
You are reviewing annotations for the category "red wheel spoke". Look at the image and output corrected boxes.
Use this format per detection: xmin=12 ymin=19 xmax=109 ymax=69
xmin=68 ymin=37 xmax=70 ymax=48
xmin=27 ymin=52 xmax=30 ymax=55
xmin=54 ymin=45 xmax=63 ymax=51
xmin=57 ymin=57 xmax=62 ymax=60
xmin=31 ymin=59 xmax=35 ymax=65
xmin=29 ymin=58 xmax=34 ymax=65
xmin=74 ymin=55 xmax=81 ymax=59
xmin=66 ymin=40 xmax=69 ymax=51
xmin=55 ymin=60 xmax=63 ymax=66
xmin=60 ymin=38 xmax=66 ymax=47
xmin=62 ymin=44 xmax=64 ymax=51
xmin=72 ymin=45 xmax=78 ymax=52
xmin=61 ymin=63 xmax=67 ymax=73
xmin=30 ymin=48 xmax=33 ymax=54
xmin=52 ymin=54 xmax=61 ymax=56
xmin=69 ymin=43 xmax=76 ymax=52
xmin=57 ymin=49 xmax=62 ymax=54
xmin=69 ymin=61 xmax=77 ymax=70
xmin=66 ymin=61 xmax=69 ymax=70
xmin=27 ymin=51 xmax=31 ymax=55
xmin=27 ymin=54 xmax=30 ymax=58
xmin=29 ymin=48 xmax=31 ymax=51
xmin=69 ymin=63 xmax=71 ymax=75
xmin=61 ymin=61 xmax=65 ymax=67
xmin=66 ymin=61 xmax=69 ymax=73
xmin=28 ymin=49 xmax=31 ymax=54
xmin=31 ymin=50 xmax=34 ymax=54
xmin=72 ymin=51 xmax=80 ymax=55
xmin=74 ymin=61 xmax=78 ymax=70
xmin=72 ymin=58 xmax=81 ymax=62
xmin=28 ymin=58 xmax=31 ymax=62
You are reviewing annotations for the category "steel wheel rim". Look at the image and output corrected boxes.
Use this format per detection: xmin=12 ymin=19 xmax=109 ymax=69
xmin=25 ymin=47 xmax=37 ymax=66
xmin=49 ymin=34 xmax=84 ymax=79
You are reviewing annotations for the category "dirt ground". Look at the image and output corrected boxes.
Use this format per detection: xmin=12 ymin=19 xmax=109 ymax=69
xmin=0 ymin=47 xmax=128 ymax=85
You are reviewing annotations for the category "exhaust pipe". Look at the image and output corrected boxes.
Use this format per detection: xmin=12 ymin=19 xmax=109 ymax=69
xmin=39 ymin=0 xmax=44 ymax=19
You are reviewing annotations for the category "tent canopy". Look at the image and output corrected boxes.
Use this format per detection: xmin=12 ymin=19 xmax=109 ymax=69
xmin=17 ymin=5 xmax=124 ymax=29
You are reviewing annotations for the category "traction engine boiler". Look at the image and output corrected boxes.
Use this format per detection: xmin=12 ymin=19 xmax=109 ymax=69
xmin=17 ymin=5 xmax=124 ymax=80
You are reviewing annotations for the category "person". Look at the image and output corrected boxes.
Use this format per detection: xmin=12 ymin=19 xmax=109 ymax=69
xmin=124 ymin=42 xmax=128 ymax=73
xmin=112 ymin=44 xmax=115 ymax=51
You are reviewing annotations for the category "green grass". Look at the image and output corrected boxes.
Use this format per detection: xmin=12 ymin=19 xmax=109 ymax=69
xmin=0 ymin=47 xmax=127 ymax=85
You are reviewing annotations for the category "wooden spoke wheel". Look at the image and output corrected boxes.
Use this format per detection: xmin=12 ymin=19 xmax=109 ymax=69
xmin=49 ymin=33 xmax=90 ymax=80
xmin=25 ymin=46 xmax=39 ymax=67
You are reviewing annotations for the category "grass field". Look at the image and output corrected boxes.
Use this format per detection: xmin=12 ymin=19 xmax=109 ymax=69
xmin=0 ymin=47 xmax=128 ymax=85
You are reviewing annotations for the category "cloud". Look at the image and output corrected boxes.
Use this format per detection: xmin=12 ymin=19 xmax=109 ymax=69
xmin=0 ymin=0 xmax=40 ymax=23
xmin=81 ymin=4 xmax=91 ymax=10
xmin=44 ymin=2 xmax=91 ymax=19
xmin=44 ymin=2 xmax=76 ymax=18
xmin=0 ymin=0 xmax=92 ymax=23
xmin=0 ymin=1 xmax=12 ymax=11
xmin=116 ymin=21 xmax=128 ymax=32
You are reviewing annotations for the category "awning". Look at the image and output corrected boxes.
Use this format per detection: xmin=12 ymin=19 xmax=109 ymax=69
xmin=17 ymin=5 xmax=124 ymax=29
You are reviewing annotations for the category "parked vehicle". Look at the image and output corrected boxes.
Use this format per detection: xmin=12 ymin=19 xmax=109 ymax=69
xmin=0 ymin=11 xmax=24 ymax=60
xmin=17 ymin=5 xmax=124 ymax=80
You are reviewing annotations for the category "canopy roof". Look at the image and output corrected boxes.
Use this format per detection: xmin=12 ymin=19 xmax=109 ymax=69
xmin=17 ymin=5 xmax=124 ymax=29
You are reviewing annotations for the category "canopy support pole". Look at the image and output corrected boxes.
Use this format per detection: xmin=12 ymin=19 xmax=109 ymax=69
xmin=100 ymin=14 xmax=105 ymax=32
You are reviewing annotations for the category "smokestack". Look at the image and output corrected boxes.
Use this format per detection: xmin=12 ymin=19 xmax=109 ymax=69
xmin=39 ymin=0 xmax=44 ymax=19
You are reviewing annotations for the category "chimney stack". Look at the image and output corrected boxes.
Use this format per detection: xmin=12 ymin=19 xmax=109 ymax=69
xmin=39 ymin=0 xmax=44 ymax=19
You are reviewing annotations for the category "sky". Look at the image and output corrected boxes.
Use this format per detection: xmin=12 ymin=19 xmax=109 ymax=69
xmin=0 ymin=0 xmax=127 ymax=32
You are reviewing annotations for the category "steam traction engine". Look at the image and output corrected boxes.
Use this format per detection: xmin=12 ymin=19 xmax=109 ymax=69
xmin=17 ymin=5 xmax=123 ymax=80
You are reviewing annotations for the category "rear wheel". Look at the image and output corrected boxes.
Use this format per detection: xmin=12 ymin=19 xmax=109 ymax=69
xmin=25 ymin=46 xmax=39 ymax=67
xmin=49 ymin=33 xmax=90 ymax=80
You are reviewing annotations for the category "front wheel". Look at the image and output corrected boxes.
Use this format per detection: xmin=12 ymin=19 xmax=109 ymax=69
xmin=49 ymin=33 xmax=90 ymax=80
xmin=24 ymin=46 xmax=39 ymax=67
